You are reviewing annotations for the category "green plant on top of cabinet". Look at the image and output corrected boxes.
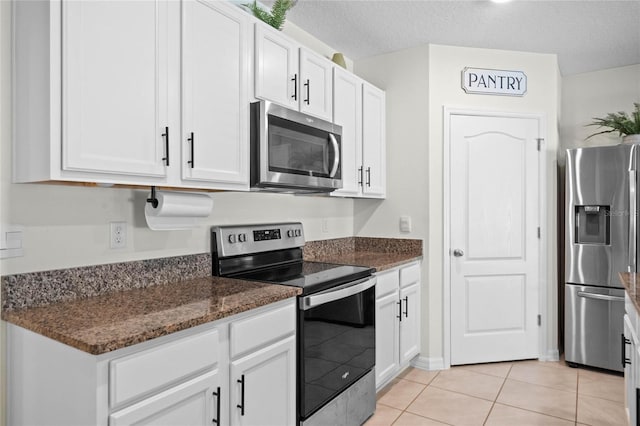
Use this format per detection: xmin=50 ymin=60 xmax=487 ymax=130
xmin=254 ymin=24 xmax=333 ymax=122
xmin=332 ymin=67 xmax=386 ymax=199
xmin=13 ymin=0 xmax=249 ymax=191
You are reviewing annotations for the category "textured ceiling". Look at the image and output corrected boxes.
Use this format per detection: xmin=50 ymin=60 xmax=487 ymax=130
xmin=279 ymin=0 xmax=640 ymax=75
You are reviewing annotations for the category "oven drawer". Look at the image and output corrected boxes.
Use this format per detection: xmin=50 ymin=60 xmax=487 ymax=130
xmin=109 ymin=328 xmax=219 ymax=409
xmin=230 ymin=301 xmax=296 ymax=358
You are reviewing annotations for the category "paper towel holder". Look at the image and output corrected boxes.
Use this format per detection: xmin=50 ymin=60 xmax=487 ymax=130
xmin=146 ymin=186 xmax=159 ymax=209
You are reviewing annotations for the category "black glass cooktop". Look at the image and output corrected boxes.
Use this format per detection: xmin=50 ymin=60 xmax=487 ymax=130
xmin=235 ymin=261 xmax=374 ymax=295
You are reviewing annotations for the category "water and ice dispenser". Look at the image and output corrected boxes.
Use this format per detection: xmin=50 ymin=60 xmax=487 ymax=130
xmin=574 ymin=205 xmax=610 ymax=245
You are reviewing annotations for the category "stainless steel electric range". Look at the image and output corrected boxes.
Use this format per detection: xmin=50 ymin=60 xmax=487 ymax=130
xmin=211 ymin=223 xmax=376 ymax=426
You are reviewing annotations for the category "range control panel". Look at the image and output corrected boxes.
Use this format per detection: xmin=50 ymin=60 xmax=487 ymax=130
xmin=212 ymin=222 xmax=305 ymax=258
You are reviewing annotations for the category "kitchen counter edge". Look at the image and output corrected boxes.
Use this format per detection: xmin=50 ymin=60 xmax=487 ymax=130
xmin=2 ymin=276 xmax=301 ymax=356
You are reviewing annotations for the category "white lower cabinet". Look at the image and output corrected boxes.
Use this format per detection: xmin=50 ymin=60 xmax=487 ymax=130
xmin=7 ymin=298 xmax=296 ymax=426
xmin=624 ymin=291 xmax=640 ymax=426
xmin=109 ymin=371 xmax=219 ymax=426
xmin=375 ymin=262 xmax=421 ymax=389
xmin=230 ymin=336 xmax=296 ymax=426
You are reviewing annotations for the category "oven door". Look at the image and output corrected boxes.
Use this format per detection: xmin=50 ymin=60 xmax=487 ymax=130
xmin=252 ymin=101 xmax=342 ymax=191
xmin=298 ymin=276 xmax=376 ymax=421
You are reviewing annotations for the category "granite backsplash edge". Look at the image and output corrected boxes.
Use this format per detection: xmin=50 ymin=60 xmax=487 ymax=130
xmin=303 ymin=236 xmax=423 ymax=258
xmin=3 ymin=236 xmax=422 ymax=311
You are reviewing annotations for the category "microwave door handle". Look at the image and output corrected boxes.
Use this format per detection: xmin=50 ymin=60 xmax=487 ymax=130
xmin=329 ymin=133 xmax=340 ymax=178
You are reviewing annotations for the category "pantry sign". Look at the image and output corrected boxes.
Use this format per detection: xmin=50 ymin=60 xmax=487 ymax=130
xmin=462 ymin=67 xmax=527 ymax=96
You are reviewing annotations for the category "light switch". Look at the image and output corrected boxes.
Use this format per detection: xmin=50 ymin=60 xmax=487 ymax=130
xmin=399 ymin=216 xmax=412 ymax=233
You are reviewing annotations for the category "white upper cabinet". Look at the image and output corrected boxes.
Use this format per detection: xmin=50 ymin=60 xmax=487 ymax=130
xmin=298 ymin=49 xmax=333 ymax=120
xmin=362 ymin=82 xmax=386 ymax=198
xmin=63 ymin=0 xmax=172 ymax=180
xmin=332 ymin=74 xmax=386 ymax=199
xmin=13 ymin=0 xmax=250 ymax=190
xmin=254 ymin=24 xmax=333 ymax=121
xmin=254 ymin=25 xmax=299 ymax=110
xmin=182 ymin=0 xmax=249 ymax=189
xmin=332 ymin=67 xmax=363 ymax=197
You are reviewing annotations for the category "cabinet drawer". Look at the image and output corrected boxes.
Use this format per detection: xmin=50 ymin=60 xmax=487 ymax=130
xmin=110 ymin=328 xmax=219 ymax=409
xmin=230 ymin=301 xmax=296 ymax=358
xmin=400 ymin=263 xmax=420 ymax=288
xmin=376 ymin=269 xmax=399 ymax=298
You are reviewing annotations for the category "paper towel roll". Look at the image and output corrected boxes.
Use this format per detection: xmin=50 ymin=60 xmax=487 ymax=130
xmin=145 ymin=191 xmax=213 ymax=230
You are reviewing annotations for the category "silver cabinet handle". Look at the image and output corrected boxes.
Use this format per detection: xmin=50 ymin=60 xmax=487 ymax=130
xmin=630 ymin=168 xmax=637 ymax=273
xmin=300 ymin=277 xmax=376 ymax=310
xmin=453 ymin=249 xmax=464 ymax=257
xmin=577 ymin=291 xmax=624 ymax=302
xmin=329 ymin=133 xmax=340 ymax=178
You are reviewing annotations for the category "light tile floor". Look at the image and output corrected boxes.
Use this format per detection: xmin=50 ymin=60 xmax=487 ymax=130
xmin=366 ymin=359 xmax=626 ymax=426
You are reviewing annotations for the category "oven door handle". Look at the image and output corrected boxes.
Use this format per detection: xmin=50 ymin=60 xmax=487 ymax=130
xmin=300 ymin=276 xmax=376 ymax=310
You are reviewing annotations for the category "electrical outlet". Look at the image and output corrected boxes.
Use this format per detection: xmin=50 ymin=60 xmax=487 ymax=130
xmin=321 ymin=218 xmax=329 ymax=233
xmin=110 ymin=222 xmax=127 ymax=249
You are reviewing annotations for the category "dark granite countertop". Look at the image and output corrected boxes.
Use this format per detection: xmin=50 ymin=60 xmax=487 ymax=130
xmin=620 ymin=272 xmax=640 ymax=314
xmin=304 ymin=237 xmax=423 ymax=271
xmin=2 ymin=276 xmax=300 ymax=355
xmin=1 ymin=237 xmax=422 ymax=356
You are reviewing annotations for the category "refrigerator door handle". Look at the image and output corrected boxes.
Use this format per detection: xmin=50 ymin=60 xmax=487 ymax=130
xmin=630 ymin=169 xmax=637 ymax=273
xmin=577 ymin=291 xmax=624 ymax=302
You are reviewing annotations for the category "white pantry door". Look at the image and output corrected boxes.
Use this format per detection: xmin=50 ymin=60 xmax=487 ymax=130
xmin=450 ymin=113 xmax=540 ymax=365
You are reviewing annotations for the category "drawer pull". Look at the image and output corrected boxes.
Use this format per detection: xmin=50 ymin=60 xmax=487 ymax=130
xmin=187 ymin=132 xmax=195 ymax=169
xmin=292 ymin=74 xmax=297 ymax=101
xmin=212 ymin=386 xmax=221 ymax=424
xmin=237 ymin=375 xmax=245 ymax=416
xmin=622 ymin=333 xmax=632 ymax=369
xmin=162 ymin=126 xmax=170 ymax=166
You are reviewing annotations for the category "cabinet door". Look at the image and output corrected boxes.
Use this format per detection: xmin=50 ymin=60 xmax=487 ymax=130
xmin=399 ymin=283 xmax=421 ymax=365
xmin=362 ymin=83 xmax=386 ymax=198
xmin=254 ymin=25 xmax=298 ymax=110
xmin=62 ymin=1 xmax=170 ymax=179
xmin=331 ymin=67 xmax=363 ymax=197
xmin=375 ymin=290 xmax=400 ymax=388
xmin=182 ymin=0 xmax=249 ymax=189
xmin=299 ymin=49 xmax=333 ymax=121
xmin=109 ymin=370 xmax=219 ymax=426
xmin=230 ymin=336 xmax=296 ymax=426
xmin=624 ymin=315 xmax=637 ymax=426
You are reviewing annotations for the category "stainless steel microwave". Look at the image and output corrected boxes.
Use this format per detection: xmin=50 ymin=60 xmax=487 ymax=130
xmin=250 ymin=101 xmax=342 ymax=192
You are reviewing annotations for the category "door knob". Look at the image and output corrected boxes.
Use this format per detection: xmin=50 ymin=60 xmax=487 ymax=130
xmin=453 ymin=249 xmax=464 ymax=257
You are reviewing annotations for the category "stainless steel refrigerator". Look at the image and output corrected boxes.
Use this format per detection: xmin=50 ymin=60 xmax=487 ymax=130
xmin=565 ymin=143 xmax=639 ymax=372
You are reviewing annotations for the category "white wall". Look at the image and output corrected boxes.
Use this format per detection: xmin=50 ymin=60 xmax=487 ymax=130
xmin=355 ymin=44 xmax=560 ymax=366
xmin=0 ymin=1 xmax=8 ymax=422
xmin=353 ymin=45 xmax=432 ymax=356
xmin=560 ymin=64 xmax=640 ymax=163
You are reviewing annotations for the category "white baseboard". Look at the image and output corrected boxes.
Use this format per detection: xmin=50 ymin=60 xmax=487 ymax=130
xmin=539 ymin=348 xmax=560 ymax=362
xmin=411 ymin=356 xmax=446 ymax=371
